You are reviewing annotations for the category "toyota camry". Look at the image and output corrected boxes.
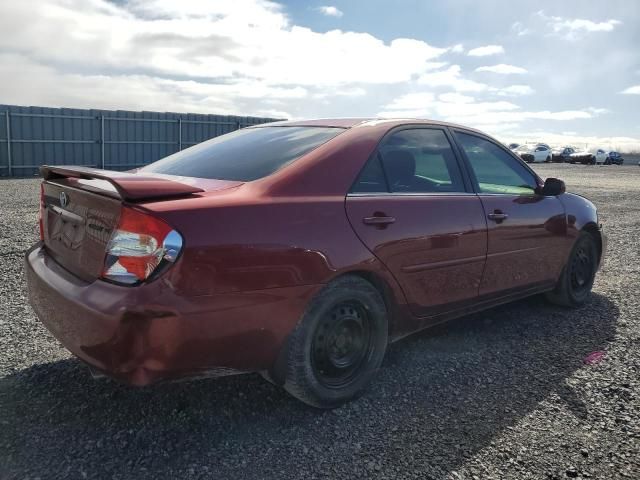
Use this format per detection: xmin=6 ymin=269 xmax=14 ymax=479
xmin=26 ymin=118 xmax=605 ymax=408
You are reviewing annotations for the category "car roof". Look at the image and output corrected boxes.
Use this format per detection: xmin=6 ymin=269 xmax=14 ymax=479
xmin=262 ymin=118 xmax=372 ymax=128
xmin=259 ymin=117 xmax=488 ymax=134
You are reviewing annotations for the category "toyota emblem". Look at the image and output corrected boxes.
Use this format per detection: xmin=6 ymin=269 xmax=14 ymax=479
xmin=59 ymin=191 xmax=69 ymax=208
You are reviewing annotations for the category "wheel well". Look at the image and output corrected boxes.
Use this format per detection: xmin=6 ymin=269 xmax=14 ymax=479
xmin=334 ymin=270 xmax=399 ymax=333
xmin=582 ymin=223 xmax=602 ymax=263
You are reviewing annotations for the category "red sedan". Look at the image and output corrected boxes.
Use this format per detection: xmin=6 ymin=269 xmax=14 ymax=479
xmin=26 ymin=118 xmax=605 ymax=408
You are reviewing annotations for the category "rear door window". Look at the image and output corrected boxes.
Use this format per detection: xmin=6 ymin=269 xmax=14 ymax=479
xmin=351 ymin=128 xmax=465 ymax=194
xmin=142 ymin=126 xmax=343 ymax=181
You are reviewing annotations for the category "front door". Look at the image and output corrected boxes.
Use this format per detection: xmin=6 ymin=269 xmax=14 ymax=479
xmin=452 ymin=130 xmax=568 ymax=296
xmin=345 ymin=127 xmax=487 ymax=318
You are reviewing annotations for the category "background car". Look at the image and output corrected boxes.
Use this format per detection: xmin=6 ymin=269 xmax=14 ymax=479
xmin=26 ymin=118 xmax=605 ymax=409
xmin=569 ymin=149 xmax=596 ymax=165
xmin=551 ymin=146 xmax=576 ymax=163
xmin=606 ymin=151 xmax=625 ymax=165
xmin=508 ymin=143 xmax=520 ymax=150
xmin=593 ymin=149 xmax=608 ymax=165
xmin=515 ymin=144 xmax=552 ymax=163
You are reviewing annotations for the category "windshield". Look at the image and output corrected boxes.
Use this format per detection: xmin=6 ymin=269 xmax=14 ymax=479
xmin=141 ymin=126 xmax=344 ymax=181
xmin=515 ymin=145 xmax=532 ymax=152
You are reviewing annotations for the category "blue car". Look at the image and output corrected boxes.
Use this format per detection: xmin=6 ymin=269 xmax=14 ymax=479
xmin=605 ymin=152 xmax=624 ymax=165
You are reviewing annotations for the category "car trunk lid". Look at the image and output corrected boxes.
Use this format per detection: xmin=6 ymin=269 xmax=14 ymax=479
xmin=39 ymin=165 xmax=240 ymax=281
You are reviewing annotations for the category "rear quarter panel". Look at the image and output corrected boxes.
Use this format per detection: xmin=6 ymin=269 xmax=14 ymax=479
xmin=142 ymin=188 xmax=406 ymax=308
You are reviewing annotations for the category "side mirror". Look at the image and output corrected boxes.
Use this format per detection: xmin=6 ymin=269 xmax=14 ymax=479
xmin=538 ymin=177 xmax=566 ymax=196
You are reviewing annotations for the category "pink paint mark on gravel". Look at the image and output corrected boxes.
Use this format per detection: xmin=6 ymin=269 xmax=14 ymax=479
xmin=583 ymin=351 xmax=605 ymax=365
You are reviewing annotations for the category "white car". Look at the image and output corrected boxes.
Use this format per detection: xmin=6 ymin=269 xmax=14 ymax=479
xmin=514 ymin=144 xmax=552 ymax=163
xmin=592 ymin=148 xmax=607 ymax=165
xmin=570 ymin=148 xmax=607 ymax=165
xmin=569 ymin=149 xmax=595 ymax=165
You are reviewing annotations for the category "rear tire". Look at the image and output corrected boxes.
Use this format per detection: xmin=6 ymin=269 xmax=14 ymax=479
xmin=546 ymin=232 xmax=598 ymax=307
xmin=280 ymin=275 xmax=388 ymax=408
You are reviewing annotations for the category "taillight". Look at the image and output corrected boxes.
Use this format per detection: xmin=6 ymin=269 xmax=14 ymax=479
xmin=38 ymin=183 xmax=45 ymax=241
xmin=101 ymin=206 xmax=183 ymax=285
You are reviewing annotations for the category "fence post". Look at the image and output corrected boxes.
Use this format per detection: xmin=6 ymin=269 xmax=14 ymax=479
xmin=100 ymin=115 xmax=105 ymax=169
xmin=178 ymin=117 xmax=182 ymax=151
xmin=5 ymin=110 xmax=11 ymax=177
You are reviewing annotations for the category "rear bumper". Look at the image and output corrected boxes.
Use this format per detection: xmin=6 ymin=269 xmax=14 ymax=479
xmin=25 ymin=244 xmax=320 ymax=385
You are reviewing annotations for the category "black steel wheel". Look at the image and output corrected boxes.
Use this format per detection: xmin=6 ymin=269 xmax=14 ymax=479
xmin=569 ymin=243 xmax=595 ymax=297
xmin=276 ymin=275 xmax=388 ymax=408
xmin=546 ymin=232 xmax=599 ymax=307
xmin=311 ymin=302 xmax=374 ymax=389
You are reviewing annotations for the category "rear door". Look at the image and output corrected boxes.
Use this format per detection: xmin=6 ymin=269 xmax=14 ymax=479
xmin=451 ymin=130 xmax=568 ymax=296
xmin=345 ymin=126 xmax=487 ymax=317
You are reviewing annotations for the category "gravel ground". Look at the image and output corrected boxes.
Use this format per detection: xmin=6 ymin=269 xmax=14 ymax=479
xmin=0 ymin=164 xmax=638 ymax=480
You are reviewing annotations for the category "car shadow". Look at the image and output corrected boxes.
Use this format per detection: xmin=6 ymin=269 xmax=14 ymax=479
xmin=0 ymin=293 xmax=618 ymax=479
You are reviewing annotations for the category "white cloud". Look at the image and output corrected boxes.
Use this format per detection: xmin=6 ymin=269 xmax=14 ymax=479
xmin=417 ymin=65 xmax=490 ymax=92
xmin=378 ymin=89 xmax=608 ymax=132
xmin=416 ymin=68 xmax=534 ymax=98
xmin=450 ymin=43 xmax=464 ymax=54
xmin=0 ymin=52 xmax=297 ymax=118
xmin=0 ymin=0 xmax=446 ymax=86
xmin=498 ymin=85 xmax=535 ymax=96
xmin=316 ymin=6 xmax=343 ymax=17
xmin=467 ymin=45 xmax=504 ymax=57
xmin=549 ymin=17 xmax=621 ymax=34
xmin=438 ymin=93 xmax=474 ymax=104
xmin=621 ymin=85 xmax=640 ymax=95
xmin=511 ymin=21 xmax=531 ymax=36
xmin=0 ymin=0 xmax=450 ymax=119
xmin=476 ymin=64 xmax=527 ymax=74
xmin=535 ymin=11 xmax=622 ymax=40
xmin=385 ymin=92 xmax=435 ymax=111
xmin=586 ymin=107 xmax=610 ymax=115
xmin=312 ymin=87 xmax=367 ymax=99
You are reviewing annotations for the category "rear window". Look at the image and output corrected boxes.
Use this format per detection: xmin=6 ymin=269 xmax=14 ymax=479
xmin=141 ymin=126 xmax=343 ymax=181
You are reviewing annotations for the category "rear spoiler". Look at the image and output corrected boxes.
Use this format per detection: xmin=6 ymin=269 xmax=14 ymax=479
xmin=40 ymin=165 xmax=204 ymax=201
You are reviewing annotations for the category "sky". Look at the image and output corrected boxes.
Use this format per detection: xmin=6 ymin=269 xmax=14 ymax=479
xmin=0 ymin=0 xmax=639 ymax=150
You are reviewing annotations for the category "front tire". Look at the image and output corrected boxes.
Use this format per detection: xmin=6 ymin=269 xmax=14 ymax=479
xmin=546 ymin=232 xmax=598 ymax=307
xmin=280 ymin=275 xmax=388 ymax=408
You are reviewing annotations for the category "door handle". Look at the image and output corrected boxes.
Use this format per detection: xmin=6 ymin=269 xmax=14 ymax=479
xmin=487 ymin=211 xmax=509 ymax=222
xmin=363 ymin=216 xmax=396 ymax=226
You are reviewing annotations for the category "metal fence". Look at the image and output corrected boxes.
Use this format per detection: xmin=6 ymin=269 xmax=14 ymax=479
xmin=0 ymin=105 xmax=282 ymax=177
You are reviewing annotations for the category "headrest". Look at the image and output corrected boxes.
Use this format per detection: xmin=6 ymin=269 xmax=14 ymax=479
xmin=382 ymin=150 xmax=416 ymax=187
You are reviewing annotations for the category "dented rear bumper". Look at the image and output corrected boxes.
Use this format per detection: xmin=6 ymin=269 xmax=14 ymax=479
xmin=25 ymin=243 xmax=319 ymax=385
